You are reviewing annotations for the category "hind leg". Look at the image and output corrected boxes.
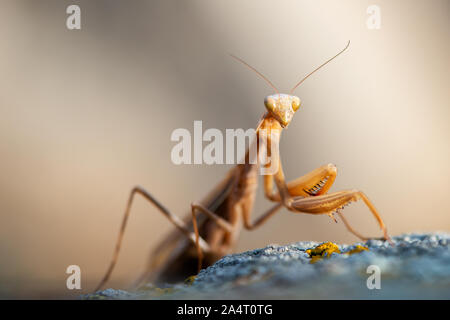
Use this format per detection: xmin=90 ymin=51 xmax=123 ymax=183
xmin=132 ymin=201 xmax=236 ymax=288
xmin=95 ymin=186 xmax=212 ymax=291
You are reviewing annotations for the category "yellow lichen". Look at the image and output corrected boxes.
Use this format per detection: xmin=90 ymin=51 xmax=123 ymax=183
xmin=137 ymin=283 xmax=178 ymax=297
xmin=346 ymin=245 xmax=369 ymax=255
xmin=152 ymin=287 xmax=176 ymax=296
xmin=306 ymin=242 xmax=341 ymax=264
xmin=184 ymin=275 xmax=197 ymax=286
xmin=309 ymin=255 xmax=323 ymax=264
xmin=305 ymin=242 xmax=369 ymax=264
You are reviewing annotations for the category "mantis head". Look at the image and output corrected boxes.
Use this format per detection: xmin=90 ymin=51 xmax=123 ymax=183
xmin=230 ymin=40 xmax=350 ymax=128
xmin=264 ymin=94 xmax=300 ymax=128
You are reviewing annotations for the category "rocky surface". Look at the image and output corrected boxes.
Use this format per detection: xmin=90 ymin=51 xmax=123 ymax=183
xmin=83 ymin=233 xmax=450 ymax=299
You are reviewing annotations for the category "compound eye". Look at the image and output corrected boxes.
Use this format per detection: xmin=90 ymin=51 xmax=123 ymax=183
xmin=264 ymin=97 xmax=276 ymax=111
xmin=292 ymin=97 xmax=301 ymax=111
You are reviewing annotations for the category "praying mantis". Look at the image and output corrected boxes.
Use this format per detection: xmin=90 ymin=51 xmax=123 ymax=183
xmin=95 ymin=41 xmax=391 ymax=291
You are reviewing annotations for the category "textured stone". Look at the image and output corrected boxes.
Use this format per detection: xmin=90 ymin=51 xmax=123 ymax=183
xmin=83 ymin=233 xmax=450 ymax=299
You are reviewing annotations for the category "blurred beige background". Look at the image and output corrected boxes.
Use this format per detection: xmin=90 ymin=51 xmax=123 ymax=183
xmin=0 ymin=0 xmax=448 ymax=298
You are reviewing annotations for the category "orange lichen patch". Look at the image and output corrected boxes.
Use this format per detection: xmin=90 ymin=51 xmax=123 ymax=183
xmin=306 ymin=242 xmax=341 ymax=264
xmin=137 ymin=283 xmax=178 ymax=297
xmin=309 ymin=255 xmax=323 ymax=264
xmin=346 ymin=245 xmax=369 ymax=255
xmin=184 ymin=275 xmax=197 ymax=286
xmin=152 ymin=287 xmax=177 ymax=297
xmin=306 ymin=243 xmax=370 ymax=264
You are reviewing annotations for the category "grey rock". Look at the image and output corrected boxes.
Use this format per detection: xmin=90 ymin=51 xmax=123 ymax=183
xmin=80 ymin=288 xmax=142 ymax=300
xmin=83 ymin=233 xmax=450 ymax=299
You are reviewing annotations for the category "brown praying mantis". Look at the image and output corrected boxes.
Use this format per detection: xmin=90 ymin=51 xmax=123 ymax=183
xmin=95 ymin=41 xmax=391 ymax=291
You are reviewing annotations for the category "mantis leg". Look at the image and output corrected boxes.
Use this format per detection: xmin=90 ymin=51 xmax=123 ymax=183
xmin=245 ymin=163 xmax=337 ymax=231
xmin=95 ymin=186 xmax=211 ymax=291
xmin=190 ymin=203 xmax=235 ymax=272
xmin=132 ymin=201 xmax=238 ymax=287
xmin=261 ymin=131 xmax=334 ymax=207
xmin=265 ymin=163 xmax=391 ymax=242
xmin=274 ymin=163 xmax=338 ymax=199
xmin=242 ymin=202 xmax=283 ymax=230
xmin=289 ymin=190 xmax=391 ymax=243
xmin=338 ymin=212 xmax=375 ymax=241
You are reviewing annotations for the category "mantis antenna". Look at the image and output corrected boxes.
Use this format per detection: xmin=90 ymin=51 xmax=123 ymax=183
xmin=229 ymin=53 xmax=280 ymax=94
xmin=290 ymin=40 xmax=350 ymax=94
